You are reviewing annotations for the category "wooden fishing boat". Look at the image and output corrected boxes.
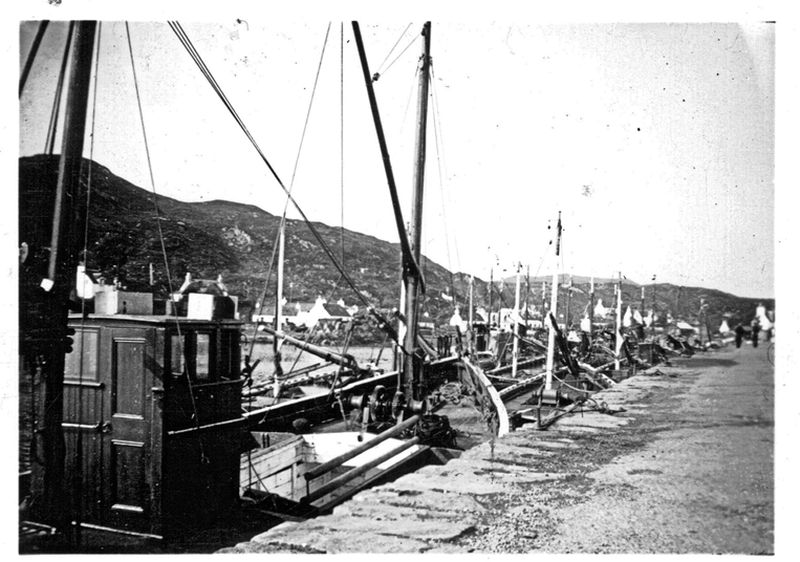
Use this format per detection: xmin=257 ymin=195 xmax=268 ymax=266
xmin=19 ymin=21 xmax=507 ymax=548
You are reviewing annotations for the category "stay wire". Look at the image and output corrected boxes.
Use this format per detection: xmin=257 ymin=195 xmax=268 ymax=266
xmin=378 ymin=32 xmax=420 ymax=81
xmin=168 ymin=21 xmax=410 ymax=357
xmin=374 ymin=23 xmax=412 ymax=77
xmin=248 ymin=23 xmax=331 ymax=359
xmin=125 ymin=23 xmax=206 ymax=458
xmin=429 ymin=65 xmax=458 ymax=306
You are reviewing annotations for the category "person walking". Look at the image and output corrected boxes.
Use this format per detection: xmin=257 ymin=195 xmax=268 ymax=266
xmin=751 ymin=319 xmax=761 ymax=348
xmin=735 ymin=323 xmax=744 ymax=348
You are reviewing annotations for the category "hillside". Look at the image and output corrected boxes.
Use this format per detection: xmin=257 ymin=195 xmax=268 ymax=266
xmin=19 ymin=155 xmax=773 ymax=328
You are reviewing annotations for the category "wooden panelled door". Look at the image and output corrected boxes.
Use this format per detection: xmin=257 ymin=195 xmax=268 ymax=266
xmin=102 ymin=327 xmax=157 ymax=533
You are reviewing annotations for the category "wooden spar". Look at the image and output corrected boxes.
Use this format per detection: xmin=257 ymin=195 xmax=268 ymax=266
xmin=304 ymin=414 xmax=421 ymax=482
xmin=488 ymin=268 xmax=494 ymax=328
xmin=273 ymin=224 xmax=285 ymax=397
xmin=589 ymin=276 xmax=595 ymax=343
xmin=653 ymin=275 xmax=659 ymax=339
xmin=19 ymin=20 xmax=50 ymax=97
xmin=545 ymin=211 xmax=562 ymax=391
xmin=396 ymin=281 xmax=406 ymax=373
xmin=524 ymin=264 xmax=530 ymax=326
xmin=350 ymin=22 xmax=424 ymax=289
xmin=303 ymin=436 xmax=421 ymax=505
xmin=468 ymin=275 xmax=474 ymax=354
xmin=640 ymin=285 xmax=646 ymax=323
xmin=566 ymin=274 xmax=573 ymax=329
xmin=259 ymin=325 xmax=361 ymax=372
xmin=512 ymin=264 xmax=521 ymax=378
xmin=402 ymin=22 xmax=432 ymax=401
xmin=32 ymin=21 xmax=97 ymax=531
xmin=615 ymin=272 xmax=623 ymax=370
xmin=541 ymin=280 xmax=547 ymax=329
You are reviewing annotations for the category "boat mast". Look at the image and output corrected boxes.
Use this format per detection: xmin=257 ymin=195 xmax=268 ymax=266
xmin=588 ymin=275 xmax=595 ymax=343
xmin=488 ymin=268 xmax=494 ymax=329
xmin=565 ymin=274 xmax=573 ymax=330
xmin=615 ymin=271 xmax=623 ymax=370
xmin=511 ymin=264 xmax=521 ymax=377
xmin=402 ymin=22 xmax=432 ymax=402
xmin=273 ymin=224 xmax=285 ymax=399
xmin=31 ymin=21 xmax=97 ymax=530
xmin=468 ymin=275 xmax=474 ymax=354
xmin=524 ymin=264 xmax=530 ymax=326
xmin=544 ymin=211 xmax=562 ymax=390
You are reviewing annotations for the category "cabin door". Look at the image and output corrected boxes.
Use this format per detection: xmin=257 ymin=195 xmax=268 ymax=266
xmin=63 ymin=327 xmax=106 ymax=527
xmin=99 ymin=327 xmax=158 ymax=534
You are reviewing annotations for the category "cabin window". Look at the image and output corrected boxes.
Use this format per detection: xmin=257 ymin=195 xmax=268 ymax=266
xmin=170 ymin=334 xmax=186 ymax=378
xmin=195 ymin=333 xmax=211 ymax=381
xmin=65 ymin=329 xmax=99 ymax=381
xmin=219 ymin=330 xmax=241 ymax=380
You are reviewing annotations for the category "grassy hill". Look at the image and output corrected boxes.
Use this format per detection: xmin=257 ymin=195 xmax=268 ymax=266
xmin=19 ymin=154 xmax=773 ymax=329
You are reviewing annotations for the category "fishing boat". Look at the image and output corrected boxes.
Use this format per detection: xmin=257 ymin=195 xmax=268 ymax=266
xmin=18 ymin=20 xmax=507 ymax=549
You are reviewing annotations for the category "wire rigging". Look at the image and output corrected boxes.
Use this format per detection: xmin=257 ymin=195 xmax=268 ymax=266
xmin=167 ymin=21 xmax=410 ymax=356
xmin=376 ymin=32 xmax=420 ymax=81
xmin=125 ymin=22 xmax=206 ymax=457
xmin=248 ymin=23 xmax=331 ymax=360
xmin=429 ymin=64 xmax=459 ymax=306
xmin=374 ymin=23 xmax=412 ymax=77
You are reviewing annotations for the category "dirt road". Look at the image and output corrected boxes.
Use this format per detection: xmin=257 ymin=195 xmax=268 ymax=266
xmin=518 ymin=344 xmax=774 ymax=553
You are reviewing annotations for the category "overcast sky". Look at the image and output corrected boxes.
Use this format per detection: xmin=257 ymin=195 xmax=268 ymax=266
xmin=18 ymin=19 xmax=775 ymax=298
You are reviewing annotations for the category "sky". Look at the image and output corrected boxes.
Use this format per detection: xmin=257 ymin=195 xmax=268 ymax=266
xmin=16 ymin=17 xmax=775 ymax=299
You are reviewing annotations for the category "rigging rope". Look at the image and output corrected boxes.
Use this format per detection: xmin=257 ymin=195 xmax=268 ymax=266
xmin=125 ymin=22 xmax=206 ymax=460
xmin=429 ymin=64 xmax=459 ymax=307
xmin=374 ymin=23 xmax=412 ymax=78
xmin=168 ymin=21 xmax=410 ymax=356
xmin=248 ymin=23 xmax=331 ymax=361
xmin=375 ymin=32 xmax=420 ymax=82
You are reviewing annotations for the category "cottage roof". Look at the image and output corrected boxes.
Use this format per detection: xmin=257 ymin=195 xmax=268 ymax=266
xmin=322 ymin=302 xmax=351 ymax=317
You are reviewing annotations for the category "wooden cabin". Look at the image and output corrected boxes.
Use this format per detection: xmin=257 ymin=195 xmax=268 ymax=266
xmin=58 ymin=312 xmax=244 ymax=539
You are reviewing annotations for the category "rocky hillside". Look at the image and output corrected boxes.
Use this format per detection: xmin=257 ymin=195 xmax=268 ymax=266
xmin=19 ymin=155 xmax=773 ymax=329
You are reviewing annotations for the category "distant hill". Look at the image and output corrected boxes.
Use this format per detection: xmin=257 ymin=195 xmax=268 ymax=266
xmin=19 ymin=155 xmax=774 ymax=328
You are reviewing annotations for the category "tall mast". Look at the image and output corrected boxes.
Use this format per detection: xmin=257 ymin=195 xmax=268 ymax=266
xmin=402 ymin=22 xmax=432 ymax=401
xmin=272 ymin=224 xmax=285 ymax=398
xmin=545 ymin=211 xmax=562 ymax=390
xmin=468 ymin=275 xmax=474 ymax=354
xmin=588 ymin=275 xmax=595 ymax=343
xmin=30 ymin=21 xmax=97 ymax=530
xmin=524 ymin=264 xmax=530 ymax=326
xmin=565 ymin=274 xmax=573 ymax=329
xmin=488 ymin=268 xmax=494 ymax=328
xmin=615 ymin=272 xmax=623 ymax=370
xmin=541 ymin=281 xmax=547 ymax=329
xmin=511 ymin=264 xmax=521 ymax=377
